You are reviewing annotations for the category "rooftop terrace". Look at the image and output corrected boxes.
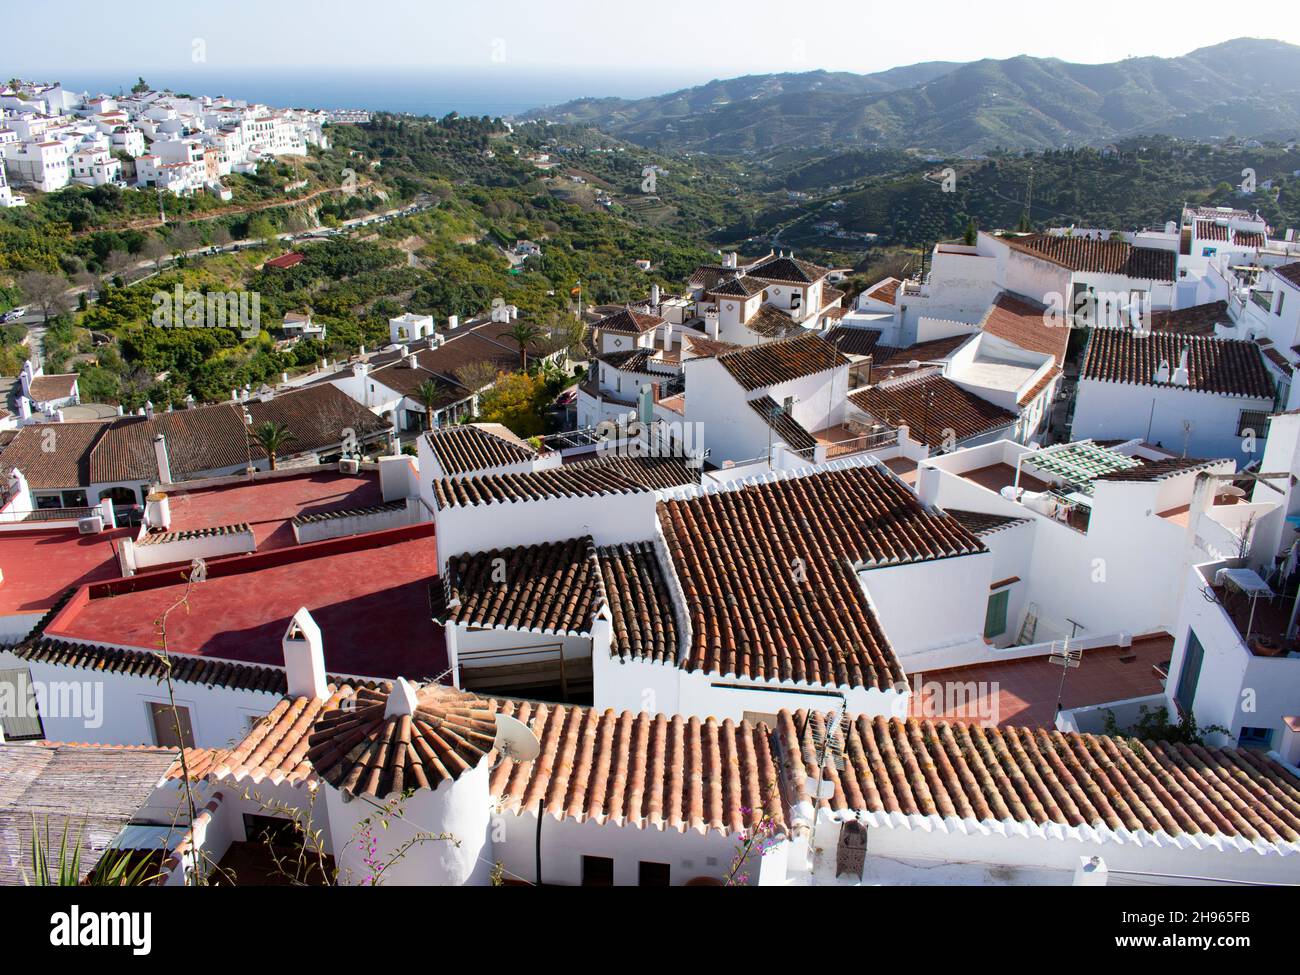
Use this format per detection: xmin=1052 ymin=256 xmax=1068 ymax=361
xmin=45 ymin=524 xmax=444 ymax=681
xmin=159 ymin=470 xmax=384 ymax=552
xmin=0 ymin=526 xmax=129 ymax=617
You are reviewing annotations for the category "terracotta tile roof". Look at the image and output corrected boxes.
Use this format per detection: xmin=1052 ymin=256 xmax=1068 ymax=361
xmin=179 ymin=687 xmax=356 ymax=786
xmin=708 ymin=276 xmax=766 ymax=299
xmin=943 ymin=508 xmax=1031 ymax=536
xmin=683 ymin=334 xmax=740 ymax=359
xmin=438 ymin=535 xmax=603 ymax=634
xmin=1079 ymin=330 xmax=1274 ymax=399
xmin=594 ymin=306 xmax=665 ymax=334
xmin=291 ymin=499 xmax=405 ymax=526
xmin=264 ymin=252 xmax=304 ymax=269
xmin=26 ymin=373 xmax=78 ymax=402
xmin=491 ymin=699 xmax=787 ymax=836
xmin=1018 ymin=365 xmax=1060 ymax=405
xmin=1093 ymin=456 xmax=1222 ymax=482
xmin=1261 ymin=344 xmax=1293 ymax=376
xmin=0 ymin=420 xmax=110 ymax=489
xmin=656 ymin=464 xmax=983 ymax=687
xmin=866 ymin=277 xmax=900 ymax=305
xmin=433 ymin=454 xmax=697 ymax=508
xmin=748 ymin=395 xmax=817 ymax=452
xmin=596 ymin=349 xmax=657 ymax=373
xmin=849 ymin=374 xmax=1017 ymax=448
xmin=779 ymin=711 xmax=1300 ymax=848
xmin=137 ymin=522 xmax=251 ymax=545
xmin=1149 ymin=300 xmax=1230 ymax=337
xmin=868 ymin=334 xmax=971 ymax=380
xmin=368 ymin=361 xmax=469 ymax=404
xmin=424 ymin=423 xmax=536 ymax=477
xmin=14 ymin=636 xmax=381 ymax=695
xmin=980 ymin=293 xmax=1068 ymax=366
xmin=1004 ymin=234 xmax=1175 ymax=282
xmin=716 ymin=334 xmax=847 ymax=392
xmin=306 ymin=683 xmax=497 ymax=800
xmin=744 ymin=304 xmax=806 ymax=339
xmin=824 ymin=326 xmax=884 ymax=358
xmin=748 ymin=255 xmax=830 ymax=284
xmin=599 ymin=541 xmax=679 ymax=663
xmin=1276 ymin=263 xmax=1300 ymax=291
xmin=1234 ymin=230 xmax=1266 ymax=248
xmin=1196 ymin=219 xmax=1229 ymax=242
xmin=89 ymin=385 xmax=391 ymax=484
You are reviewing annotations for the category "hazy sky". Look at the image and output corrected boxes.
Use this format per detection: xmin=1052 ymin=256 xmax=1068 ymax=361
xmin=8 ymin=0 xmax=1296 ymax=80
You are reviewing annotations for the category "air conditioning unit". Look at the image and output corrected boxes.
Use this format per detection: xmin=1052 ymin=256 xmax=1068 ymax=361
xmin=339 ymin=458 xmax=360 ymax=474
xmin=77 ymin=515 xmax=104 ymax=535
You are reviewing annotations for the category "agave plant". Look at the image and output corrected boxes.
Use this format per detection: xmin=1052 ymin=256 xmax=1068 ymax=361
xmin=26 ymin=816 xmax=160 ymax=886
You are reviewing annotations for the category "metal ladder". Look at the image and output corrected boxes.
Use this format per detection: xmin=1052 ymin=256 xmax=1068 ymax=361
xmin=1016 ymin=603 xmax=1039 ymax=646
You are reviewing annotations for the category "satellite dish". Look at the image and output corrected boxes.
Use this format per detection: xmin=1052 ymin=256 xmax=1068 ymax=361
xmin=493 ymin=713 xmax=541 ymax=764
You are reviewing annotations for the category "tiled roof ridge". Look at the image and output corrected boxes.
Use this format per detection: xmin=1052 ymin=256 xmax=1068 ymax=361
xmin=137 ymin=522 xmax=252 ymax=545
xmin=290 ymin=499 xmax=405 ymax=526
xmin=656 ymin=452 xmax=877 ymax=504
xmin=779 ymin=711 xmax=1300 ymax=852
xmin=15 ymin=636 xmax=384 ymax=694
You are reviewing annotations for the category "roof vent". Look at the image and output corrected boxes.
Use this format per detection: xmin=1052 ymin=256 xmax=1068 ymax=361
xmin=1153 ymin=359 xmax=1171 ymax=384
xmin=384 ymin=676 xmax=420 ymax=718
xmin=1171 ymin=346 xmax=1190 ymax=386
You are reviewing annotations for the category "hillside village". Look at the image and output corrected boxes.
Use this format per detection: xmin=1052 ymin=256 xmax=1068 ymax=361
xmin=3 ymin=65 xmax=1300 ymax=894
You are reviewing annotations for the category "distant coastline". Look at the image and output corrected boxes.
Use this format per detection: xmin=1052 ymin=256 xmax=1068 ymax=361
xmin=24 ymin=67 xmax=700 ymax=118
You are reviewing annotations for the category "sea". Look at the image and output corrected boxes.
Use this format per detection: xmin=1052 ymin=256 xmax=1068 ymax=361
xmin=39 ymin=67 xmax=709 ymax=118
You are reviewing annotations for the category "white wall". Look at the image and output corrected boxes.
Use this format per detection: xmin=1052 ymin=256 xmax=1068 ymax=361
xmin=1071 ymin=380 xmax=1271 ymax=465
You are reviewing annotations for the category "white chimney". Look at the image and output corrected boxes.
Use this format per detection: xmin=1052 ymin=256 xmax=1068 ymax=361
xmin=153 ymin=434 xmax=172 ymax=484
xmin=1153 ymin=359 xmax=1171 ymax=384
xmin=1171 ymin=346 xmax=1190 ymax=386
xmin=282 ymin=607 xmax=327 ymax=701
xmin=705 ymin=309 xmax=719 ymax=340
xmin=448 ymin=314 xmax=459 ymax=331
xmin=144 ymin=400 xmax=154 ymax=419
xmin=650 ymin=283 xmax=661 ymax=308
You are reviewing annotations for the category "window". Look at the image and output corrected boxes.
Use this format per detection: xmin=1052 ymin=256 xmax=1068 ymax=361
xmin=149 ymin=701 xmax=194 ymax=748
xmin=1238 ymin=726 xmax=1274 ymax=749
xmin=1174 ymin=630 xmax=1204 ymax=716
xmin=638 ymin=861 xmax=671 ymax=886
xmin=984 ymin=589 xmax=1010 ymax=639
xmin=581 ymin=855 xmax=614 ymax=887
xmin=1237 ymin=410 xmax=1271 ymax=439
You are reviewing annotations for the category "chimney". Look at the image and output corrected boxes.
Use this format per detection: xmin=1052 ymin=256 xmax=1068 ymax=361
xmin=1153 ymin=359 xmax=1171 ymax=384
xmin=153 ymin=433 xmax=172 ymax=484
xmin=144 ymin=400 xmax=154 ymax=419
xmin=650 ymin=283 xmax=661 ymax=308
xmin=705 ymin=309 xmax=719 ymax=340
xmin=426 ymin=333 xmax=437 ymax=350
xmin=1171 ymin=346 xmax=1190 ymax=386
xmin=282 ymin=607 xmax=327 ymax=701
xmin=448 ymin=314 xmax=458 ymax=331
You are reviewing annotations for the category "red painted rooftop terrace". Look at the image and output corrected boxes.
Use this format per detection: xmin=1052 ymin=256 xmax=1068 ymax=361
xmin=44 ymin=522 xmax=445 ymax=682
xmin=160 ymin=469 xmax=385 ymax=553
xmin=0 ymin=526 xmax=130 ymax=618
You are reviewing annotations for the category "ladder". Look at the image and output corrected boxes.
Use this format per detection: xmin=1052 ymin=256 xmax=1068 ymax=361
xmin=1016 ymin=604 xmax=1039 ymax=646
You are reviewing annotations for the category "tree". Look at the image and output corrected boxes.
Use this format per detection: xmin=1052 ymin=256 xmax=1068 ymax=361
xmin=963 ymin=218 xmax=978 ymax=246
xmin=505 ymin=319 xmax=542 ymax=371
xmin=168 ymin=224 xmax=202 ymax=259
xmin=103 ymin=249 xmax=134 ymax=284
xmin=452 ymin=360 xmax=499 ymax=394
xmin=414 ymin=379 xmax=442 ymax=430
xmin=17 ymin=271 xmax=69 ymax=324
xmin=251 ymin=421 xmax=296 ymax=470
xmin=131 ymin=77 xmax=149 ymax=94
xmin=141 ymin=236 xmax=168 ymax=272
xmin=477 ymin=371 xmax=547 ymax=436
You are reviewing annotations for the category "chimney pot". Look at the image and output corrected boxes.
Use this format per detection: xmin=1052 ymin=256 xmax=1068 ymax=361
xmin=283 ymin=607 xmax=327 ymax=701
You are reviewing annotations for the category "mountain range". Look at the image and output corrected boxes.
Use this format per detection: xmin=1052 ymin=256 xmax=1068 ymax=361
xmin=526 ymin=39 xmax=1300 ymax=156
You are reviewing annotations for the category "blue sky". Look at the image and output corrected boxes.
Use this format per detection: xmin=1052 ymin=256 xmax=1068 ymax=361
xmin=7 ymin=0 xmax=1297 ymax=79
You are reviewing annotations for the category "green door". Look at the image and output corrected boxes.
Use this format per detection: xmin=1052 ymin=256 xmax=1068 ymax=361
xmin=984 ymin=590 xmax=1010 ymax=639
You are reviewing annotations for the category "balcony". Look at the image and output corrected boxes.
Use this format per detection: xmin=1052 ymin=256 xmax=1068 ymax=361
xmin=1211 ymin=570 xmax=1300 ymax=658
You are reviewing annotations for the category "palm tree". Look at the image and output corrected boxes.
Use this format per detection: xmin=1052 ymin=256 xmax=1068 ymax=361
xmin=415 ymin=379 xmax=442 ymax=430
xmin=505 ymin=320 xmax=542 ymax=371
xmin=251 ymin=421 xmax=295 ymax=470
